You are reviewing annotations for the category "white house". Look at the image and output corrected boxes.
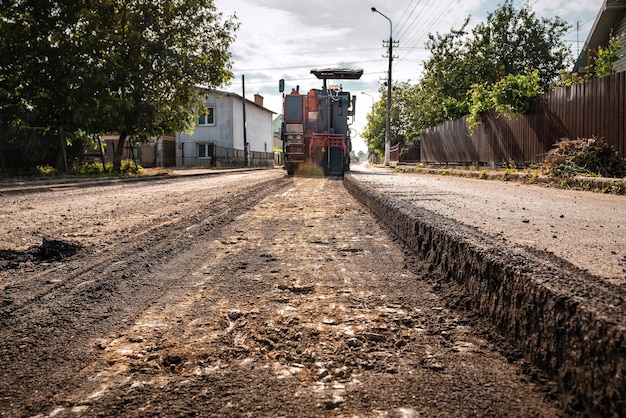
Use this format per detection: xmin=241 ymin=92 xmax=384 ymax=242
xmin=176 ymin=90 xmax=275 ymax=167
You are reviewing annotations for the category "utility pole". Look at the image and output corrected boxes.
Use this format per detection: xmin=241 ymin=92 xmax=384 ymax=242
xmin=242 ymin=74 xmax=249 ymax=167
xmin=577 ymin=20 xmax=581 ymax=59
xmin=371 ymin=7 xmax=397 ymax=166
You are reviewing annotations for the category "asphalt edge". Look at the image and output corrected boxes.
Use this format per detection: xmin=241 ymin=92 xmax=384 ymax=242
xmin=391 ymin=164 xmax=626 ymax=194
xmin=344 ymin=173 xmax=625 ymax=416
xmin=0 ymin=167 xmax=272 ymax=196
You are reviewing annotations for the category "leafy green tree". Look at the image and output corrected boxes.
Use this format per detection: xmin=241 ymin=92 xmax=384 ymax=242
xmin=419 ymin=0 xmax=570 ymax=125
xmin=1 ymin=1 xmax=84 ymax=130
xmin=1 ymin=0 xmax=238 ymax=172
xmin=362 ymin=82 xmax=420 ymax=158
xmin=79 ymin=0 xmax=238 ymax=171
xmin=362 ymin=91 xmax=386 ymax=158
xmin=590 ymin=31 xmax=624 ymax=77
xmin=467 ymin=0 xmax=571 ymax=90
xmin=0 ymin=1 xmax=88 ymax=173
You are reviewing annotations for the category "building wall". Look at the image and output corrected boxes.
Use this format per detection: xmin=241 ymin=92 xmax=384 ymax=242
xmin=177 ymin=93 xmax=235 ymax=150
xmin=232 ymin=99 xmax=274 ymax=153
xmin=176 ymin=91 xmax=274 ymax=167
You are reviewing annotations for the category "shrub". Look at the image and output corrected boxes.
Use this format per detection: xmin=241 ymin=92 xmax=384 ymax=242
xmin=590 ymin=32 xmax=624 ymax=77
xmin=491 ymin=71 xmax=542 ymax=115
xmin=70 ymin=159 xmax=142 ymax=176
xmin=467 ymin=83 xmax=493 ymax=131
xmin=35 ymin=165 xmax=57 ymax=176
xmin=467 ymin=71 xmax=542 ymax=131
xmin=71 ymin=161 xmax=108 ymax=175
xmin=120 ymin=159 xmax=142 ymax=174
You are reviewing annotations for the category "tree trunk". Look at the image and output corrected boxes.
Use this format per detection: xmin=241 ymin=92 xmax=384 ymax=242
xmin=113 ymin=130 xmax=127 ymax=173
xmin=58 ymin=126 xmax=68 ymax=174
xmin=0 ymin=123 xmax=5 ymax=177
xmin=97 ymin=134 xmax=106 ymax=169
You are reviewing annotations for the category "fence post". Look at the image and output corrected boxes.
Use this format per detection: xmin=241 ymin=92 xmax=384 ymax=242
xmin=58 ymin=126 xmax=68 ymax=174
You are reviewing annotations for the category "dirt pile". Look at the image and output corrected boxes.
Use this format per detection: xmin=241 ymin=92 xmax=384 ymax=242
xmin=543 ymin=137 xmax=626 ymax=178
xmin=0 ymin=238 xmax=81 ymax=269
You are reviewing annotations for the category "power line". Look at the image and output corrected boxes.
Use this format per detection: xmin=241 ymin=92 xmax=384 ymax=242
xmin=402 ymin=0 xmax=461 ymax=54
xmin=564 ymin=15 xmax=595 ymax=36
xmin=395 ymin=0 xmax=439 ymax=44
xmin=394 ymin=0 xmax=422 ymax=39
xmin=395 ymin=0 xmax=454 ymax=72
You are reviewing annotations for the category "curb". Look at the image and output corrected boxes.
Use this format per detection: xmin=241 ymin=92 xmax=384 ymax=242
xmin=391 ymin=165 xmax=626 ymax=194
xmin=344 ymin=173 xmax=625 ymax=416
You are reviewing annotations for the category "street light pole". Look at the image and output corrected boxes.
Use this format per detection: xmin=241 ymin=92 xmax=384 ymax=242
xmin=361 ymin=92 xmax=376 ymax=162
xmin=361 ymin=92 xmax=375 ymax=108
xmin=371 ymin=6 xmax=393 ymax=166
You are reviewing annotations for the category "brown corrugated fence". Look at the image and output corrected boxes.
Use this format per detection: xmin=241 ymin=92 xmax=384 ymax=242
xmin=420 ymin=72 xmax=626 ymax=165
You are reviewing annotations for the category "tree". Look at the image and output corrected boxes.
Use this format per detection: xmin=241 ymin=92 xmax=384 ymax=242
xmin=81 ymin=0 xmax=238 ymax=172
xmin=419 ymin=20 xmax=476 ymax=124
xmin=0 ymin=0 xmax=238 ymax=172
xmin=362 ymin=82 xmax=420 ymax=157
xmin=417 ymin=0 xmax=571 ymax=126
xmin=589 ymin=31 xmax=624 ymax=77
xmin=553 ymin=32 xmax=625 ymax=89
xmin=468 ymin=0 xmax=571 ymax=90
xmin=362 ymin=91 xmax=386 ymax=158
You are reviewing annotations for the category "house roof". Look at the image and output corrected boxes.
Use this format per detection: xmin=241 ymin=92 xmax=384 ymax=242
xmin=574 ymin=0 xmax=626 ymax=73
xmin=207 ymin=89 xmax=276 ymax=115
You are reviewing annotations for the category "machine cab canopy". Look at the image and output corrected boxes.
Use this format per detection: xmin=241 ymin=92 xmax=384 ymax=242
xmin=310 ymin=68 xmax=363 ymax=80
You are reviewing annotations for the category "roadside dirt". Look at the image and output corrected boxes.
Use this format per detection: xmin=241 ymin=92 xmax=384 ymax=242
xmin=0 ymin=171 xmax=568 ymax=416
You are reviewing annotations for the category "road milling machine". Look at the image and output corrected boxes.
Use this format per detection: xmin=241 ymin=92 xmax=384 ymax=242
xmin=280 ymin=68 xmax=363 ymax=176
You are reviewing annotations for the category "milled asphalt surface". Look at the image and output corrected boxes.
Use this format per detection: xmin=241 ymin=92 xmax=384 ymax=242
xmin=350 ymin=163 xmax=626 ymax=287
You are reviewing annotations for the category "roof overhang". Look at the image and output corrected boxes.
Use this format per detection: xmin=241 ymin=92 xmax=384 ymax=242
xmin=574 ymin=0 xmax=626 ymax=73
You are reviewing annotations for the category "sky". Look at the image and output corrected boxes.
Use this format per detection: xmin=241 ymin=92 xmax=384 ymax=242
xmin=213 ymin=0 xmax=604 ymax=154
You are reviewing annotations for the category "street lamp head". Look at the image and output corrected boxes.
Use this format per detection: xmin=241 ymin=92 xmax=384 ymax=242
xmin=371 ymin=7 xmax=377 ymax=12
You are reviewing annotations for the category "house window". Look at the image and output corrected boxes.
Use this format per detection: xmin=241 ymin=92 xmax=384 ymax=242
xmin=198 ymin=143 xmax=212 ymax=158
xmin=198 ymin=107 xmax=215 ymax=126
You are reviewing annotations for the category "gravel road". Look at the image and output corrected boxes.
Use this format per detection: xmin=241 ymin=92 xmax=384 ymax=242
xmin=0 ymin=170 xmax=570 ymax=416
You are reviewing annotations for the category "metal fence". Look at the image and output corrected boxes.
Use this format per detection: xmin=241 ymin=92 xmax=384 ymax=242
xmin=103 ymin=136 xmax=176 ymax=168
xmin=179 ymin=144 xmax=274 ymax=168
xmin=421 ymin=72 xmax=626 ymax=165
xmin=390 ymin=144 xmax=421 ymax=163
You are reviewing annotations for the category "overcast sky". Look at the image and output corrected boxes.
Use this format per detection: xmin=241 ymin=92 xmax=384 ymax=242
xmin=214 ymin=0 xmax=604 ymax=153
